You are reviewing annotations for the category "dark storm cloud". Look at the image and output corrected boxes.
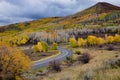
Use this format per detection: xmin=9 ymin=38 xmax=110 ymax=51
xmin=0 ymin=0 xmax=119 ymax=26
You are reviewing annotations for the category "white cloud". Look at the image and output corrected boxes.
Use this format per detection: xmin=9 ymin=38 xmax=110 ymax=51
xmin=0 ymin=1 xmax=20 ymax=16
xmin=0 ymin=15 xmax=33 ymax=26
xmin=0 ymin=0 xmax=119 ymax=26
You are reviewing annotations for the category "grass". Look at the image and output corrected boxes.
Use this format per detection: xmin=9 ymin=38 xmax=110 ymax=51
xmin=21 ymin=46 xmax=59 ymax=61
xmin=33 ymin=51 xmax=61 ymax=63
xmin=92 ymin=68 xmax=120 ymax=80
xmin=33 ymin=66 xmax=49 ymax=73
xmin=38 ymin=47 xmax=120 ymax=80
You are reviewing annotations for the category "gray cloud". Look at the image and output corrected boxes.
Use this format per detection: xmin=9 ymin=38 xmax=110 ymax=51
xmin=0 ymin=0 xmax=119 ymax=26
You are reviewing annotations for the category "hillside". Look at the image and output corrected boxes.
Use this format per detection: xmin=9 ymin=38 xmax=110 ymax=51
xmin=75 ymin=2 xmax=120 ymax=16
xmin=0 ymin=17 xmax=61 ymax=32
xmin=0 ymin=2 xmax=120 ymax=33
xmin=57 ymin=2 xmax=120 ymax=27
xmin=0 ymin=2 xmax=120 ymax=39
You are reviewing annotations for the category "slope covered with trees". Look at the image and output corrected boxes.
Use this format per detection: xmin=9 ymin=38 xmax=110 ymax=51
xmin=57 ymin=2 xmax=120 ymax=27
xmin=0 ymin=2 xmax=120 ymax=45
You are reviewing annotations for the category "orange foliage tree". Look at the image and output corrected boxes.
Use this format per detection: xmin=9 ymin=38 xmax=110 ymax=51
xmin=0 ymin=42 xmax=31 ymax=80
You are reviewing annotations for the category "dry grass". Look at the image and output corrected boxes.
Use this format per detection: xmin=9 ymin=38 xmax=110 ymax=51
xmin=22 ymin=47 xmax=59 ymax=61
xmin=38 ymin=47 xmax=120 ymax=80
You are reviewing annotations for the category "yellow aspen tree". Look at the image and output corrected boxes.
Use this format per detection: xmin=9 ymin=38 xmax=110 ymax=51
xmin=106 ymin=36 xmax=114 ymax=43
xmin=87 ymin=36 xmax=98 ymax=45
xmin=41 ymin=41 xmax=49 ymax=52
xmin=33 ymin=45 xmax=39 ymax=52
xmin=52 ymin=42 xmax=58 ymax=50
xmin=69 ymin=38 xmax=77 ymax=48
xmin=114 ymin=34 xmax=120 ymax=43
xmin=78 ymin=38 xmax=86 ymax=47
xmin=96 ymin=37 xmax=105 ymax=45
xmin=37 ymin=42 xmax=43 ymax=52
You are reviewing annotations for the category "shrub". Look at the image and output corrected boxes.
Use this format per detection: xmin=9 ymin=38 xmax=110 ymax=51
xmin=96 ymin=37 xmax=105 ymax=45
xmin=83 ymin=71 xmax=94 ymax=80
xmin=0 ymin=43 xmax=31 ymax=80
xmin=33 ymin=41 xmax=49 ymax=52
xmin=104 ymin=57 xmax=120 ymax=69
xmin=37 ymin=42 xmax=43 ymax=52
xmin=87 ymin=36 xmax=105 ymax=46
xmin=33 ymin=45 xmax=39 ymax=52
xmin=69 ymin=38 xmax=77 ymax=48
xmin=49 ymin=60 xmax=61 ymax=72
xmin=87 ymin=36 xmax=98 ymax=46
xmin=9 ymin=34 xmax=29 ymax=45
xmin=51 ymin=42 xmax=58 ymax=50
xmin=114 ymin=34 xmax=120 ymax=43
xmin=78 ymin=38 xmax=86 ymax=47
xmin=105 ymin=36 xmax=114 ymax=44
xmin=75 ymin=51 xmax=81 ymax=55
xmin=107 ymin=45 xmax=114 ymax=51
xmin=41 ymin=41 xmax=49 ymax=52
xmin=66 ymin=56 xmax=75 ymax=66
xmin=78 ymin=52 xmax=91 ymax=64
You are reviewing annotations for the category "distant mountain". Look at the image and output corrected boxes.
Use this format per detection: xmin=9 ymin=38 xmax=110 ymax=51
xmin=57 ymin=2 xmax=120 ymax=26
xmin=0 ymin=17 xmax=60 ymax=32
xmin=0 ymin=2 xmax=120 ymax=32
xmin=76 ymin=2 xmax=120 ymax=15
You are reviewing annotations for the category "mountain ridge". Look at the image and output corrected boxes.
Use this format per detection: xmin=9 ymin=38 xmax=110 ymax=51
xmin=55 ymin=2 xmax=120 ymax=27
xmin=0 ymin=2 xmax=120 ymax=32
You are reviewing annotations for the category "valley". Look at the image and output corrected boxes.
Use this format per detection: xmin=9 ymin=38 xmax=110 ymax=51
xmin=0 ymin=2 xmax=120 ymax=80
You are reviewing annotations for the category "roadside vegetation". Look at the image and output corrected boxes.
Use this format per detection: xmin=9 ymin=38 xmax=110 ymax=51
xmin=21 ymin=42 xmax=58 ymax=61
xmin=0 ymin=42 xmax=31 ymax=80
xmin=37 ymin=45 xmax=120 ymax=80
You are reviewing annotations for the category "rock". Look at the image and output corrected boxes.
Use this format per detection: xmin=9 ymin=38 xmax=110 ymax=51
xmin=36 ymin=70 xmax=49 ymax=76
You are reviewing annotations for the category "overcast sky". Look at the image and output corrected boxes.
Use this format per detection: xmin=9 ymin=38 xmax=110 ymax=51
xmin=0 ymin=0 xmax=120 ymax=26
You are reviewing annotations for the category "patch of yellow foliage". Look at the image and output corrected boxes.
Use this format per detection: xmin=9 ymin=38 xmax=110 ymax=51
xmin=0 ymin=42 xmax=31 ymax=79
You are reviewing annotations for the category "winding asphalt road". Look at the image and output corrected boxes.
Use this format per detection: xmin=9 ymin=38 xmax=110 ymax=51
xmin=33 ymin=47 xmax=73 ymax=69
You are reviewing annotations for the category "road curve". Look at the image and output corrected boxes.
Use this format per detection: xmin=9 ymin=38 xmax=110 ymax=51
xmin=33 ymin=47 xmax=73 ymax=69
